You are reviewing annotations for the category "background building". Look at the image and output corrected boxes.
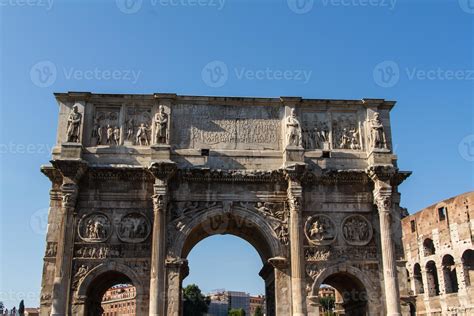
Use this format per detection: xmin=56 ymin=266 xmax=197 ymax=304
xmin=401 ymin=191 xmax=474 ymax=315
xmin=207 ymin=290 xmax=265 ymax=316
xmin=101 ymin=284 xmax=136 ymax=316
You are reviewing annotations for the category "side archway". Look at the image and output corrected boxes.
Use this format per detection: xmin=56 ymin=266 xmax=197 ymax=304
xmin=309 ymin=264 xmax=379 ymax=316
xmin=73 ymin=261 xmax=145 ymax=316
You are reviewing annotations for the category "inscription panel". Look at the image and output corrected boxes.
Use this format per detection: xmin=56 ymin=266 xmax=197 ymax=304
xmin=172 ymin=104 xmax=282 ymax=150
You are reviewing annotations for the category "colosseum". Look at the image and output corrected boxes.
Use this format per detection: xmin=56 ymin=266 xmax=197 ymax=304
xmin=401 ymin=191 xmax=474 ymax=315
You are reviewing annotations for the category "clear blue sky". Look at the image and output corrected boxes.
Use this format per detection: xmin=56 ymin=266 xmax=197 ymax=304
xmin=0 ymin=0 xmax=473 ymax=309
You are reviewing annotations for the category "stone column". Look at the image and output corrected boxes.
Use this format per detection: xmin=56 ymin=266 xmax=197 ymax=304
xmin=148 ymin=161 xmax=176 ymax=316
xmin=49 ymin=160 xmax=87 ymax=316
xmin=268 ymin=257 xmax=291 ymax=316
xmin=285 ymin=166 xmax=307 ymax=316
xmin=165 ymin=258 xmax=188 ymax=316
xmin=370 ymin=169 xmax=402 ymax=316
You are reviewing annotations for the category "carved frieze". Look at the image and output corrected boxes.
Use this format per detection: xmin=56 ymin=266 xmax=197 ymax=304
xmin=172 ymin=104 xmax=281 ymax=150
xmin=123 ymin=106 xmax=152 ymax=146
xmin=117 ymin=213 xmax=151 ymax=243
xmin=301 ymin=111 xmax=329 ymax=150
xmin=45 ymin=242 xmax=58 ymax=257
xmin=305 ymin=246 xmax=378 ymax=262
xmin=91 ymin=107 xmax=121 ymax=146
xmin=74 ymin=243 xmax=151 ymax=259
xmin=78 ymin=213 xmax=112 ymax=243
xmin=304 ymin=215 xmax=337 ymax=245
xmin=341 ymin=215 xmax=373 ymax=246
xmin=332 ymin=112 xmax=361 ymax=150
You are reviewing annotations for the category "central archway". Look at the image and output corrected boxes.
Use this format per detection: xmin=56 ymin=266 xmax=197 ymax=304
xmin=167 ymin=205 xmax=288 ymax=316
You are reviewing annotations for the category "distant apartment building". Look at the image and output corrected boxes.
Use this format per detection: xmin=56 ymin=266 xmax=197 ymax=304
xmin=401 ymin=191 xmax=474 ymax=315
xmin=207 ymin=290 xmax=265 ymax=316
xmin=249 ymin=295 xmax=265 ymax=315
xmin=101 ymin=284 xmax=136 ymax=316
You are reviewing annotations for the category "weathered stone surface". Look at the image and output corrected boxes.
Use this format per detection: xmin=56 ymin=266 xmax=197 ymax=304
xmin=40 ymin=92 xmax=409 ymax=316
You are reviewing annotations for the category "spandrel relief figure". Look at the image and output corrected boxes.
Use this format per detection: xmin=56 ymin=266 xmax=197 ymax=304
xmin=287 ymin=108 xmax=302 ymax=147
xmin=154 ymin=105 xmax=168 ymax=144
xmin=136 ymin=123 xmax=150 ymax=146
xmin=66 ymin=105 xmax=82 ymax=142
xmin=370 ymin=112 xmax=388 ymax=149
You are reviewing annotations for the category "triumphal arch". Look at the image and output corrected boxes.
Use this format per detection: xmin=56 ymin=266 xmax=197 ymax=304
xmin=39 ymin=92 xmax=411 ymax=316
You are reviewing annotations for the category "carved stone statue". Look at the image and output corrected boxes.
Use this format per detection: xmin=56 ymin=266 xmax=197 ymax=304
xmin=66 ymin=105 xmax=82 ymax=142
xmin=370 ymin=113 xmax=387 ymax=149
xmin=286 ymin=108 xmax=302 ymax=147
xmin=136 ymin=123 xmax=150 ymax=146
xmin=154 ymin=105 xmax=168 ymax=144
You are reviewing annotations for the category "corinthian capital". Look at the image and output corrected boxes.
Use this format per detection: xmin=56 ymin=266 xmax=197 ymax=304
xmin=375 ymin=193 xmax=392 ymax=212
xmin=61 ymin=183 xmax=78 ymax=209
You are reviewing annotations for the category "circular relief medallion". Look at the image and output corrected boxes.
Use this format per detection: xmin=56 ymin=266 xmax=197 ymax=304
xmin=78 ymin=213 xmax=112 ymax=243
xmin=117 ymin=213 xmax=151 ymax=243
xmin=341 ymin=215 xmax=373 ymax=246
xmin=304 ymin=215 xmax=337 ymax=246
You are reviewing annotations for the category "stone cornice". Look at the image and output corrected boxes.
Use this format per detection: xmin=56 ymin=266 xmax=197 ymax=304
xmin=148 ymin=160 xmax=177 ymax=181
xmin=50 ymin=159 xmax=88 ymax=184
xmin=41 ymin=165 xmax=63 ymax=185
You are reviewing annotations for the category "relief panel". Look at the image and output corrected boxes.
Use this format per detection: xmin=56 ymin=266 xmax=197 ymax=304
xmin=172 ymin=104 xmax=282 ymax=150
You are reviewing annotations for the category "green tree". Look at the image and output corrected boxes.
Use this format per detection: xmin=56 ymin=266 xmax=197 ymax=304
xmin=319 ymin=296 xmax=335 ymax=315
xmin=228 ymin=308 xmax=246 ymax=316
xmin=253 ymin=306 xmax=264 ymax=316
xmin=183 ymin=284 xmax=210 ymax=316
